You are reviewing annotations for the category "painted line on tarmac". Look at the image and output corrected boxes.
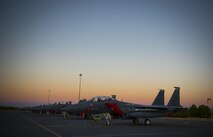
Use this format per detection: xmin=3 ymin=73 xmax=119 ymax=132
xmin=26 ymin=117 xmax=62 ymax=137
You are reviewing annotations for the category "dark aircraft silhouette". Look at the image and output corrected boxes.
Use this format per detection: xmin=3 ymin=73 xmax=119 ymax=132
xmin=25 ymin=102 xmax=71 ymax=115
xmin=61 ymin=87 xmax=183 ymax=125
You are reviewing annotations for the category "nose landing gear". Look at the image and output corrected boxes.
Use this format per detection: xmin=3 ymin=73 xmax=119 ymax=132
xmin=105 ymin=120 xmax=110 ymax=125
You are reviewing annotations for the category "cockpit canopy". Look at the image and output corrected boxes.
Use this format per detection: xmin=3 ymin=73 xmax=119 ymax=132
xmin=88 ymin=96 xmax=115 ymax=102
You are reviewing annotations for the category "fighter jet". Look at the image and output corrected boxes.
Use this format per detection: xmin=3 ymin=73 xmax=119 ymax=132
xmin=61 ymin=89 xmax=166 ymax=120
xmin=63 ymin=87 xmax=182 ymax=125
xmin=27 ymin=102 xmax=71 ymax=116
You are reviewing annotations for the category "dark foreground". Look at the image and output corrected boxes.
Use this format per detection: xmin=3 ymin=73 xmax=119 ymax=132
xmin=0 ymin=110 xmax=213 ymax=137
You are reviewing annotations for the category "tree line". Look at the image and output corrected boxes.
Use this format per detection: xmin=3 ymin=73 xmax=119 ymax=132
xmin=0 ymin=106 xmax=17 ymax=110
xmin=170 ymin=104 xmax=212 ymax=118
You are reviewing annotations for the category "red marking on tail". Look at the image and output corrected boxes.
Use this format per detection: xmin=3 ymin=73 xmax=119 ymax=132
xmin=106 ymin=103 xmax=123 ymax=116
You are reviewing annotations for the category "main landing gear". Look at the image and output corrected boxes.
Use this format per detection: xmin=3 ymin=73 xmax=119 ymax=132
xmin=144 ymin=119 xmax=151 ymax=126
xmin=132 ymin=119 xmax=139 ymax=125
xmin=132 ymin=118 xmax=151 ymax=126
xmin=105 ymin=119 xmax=110 ymax=125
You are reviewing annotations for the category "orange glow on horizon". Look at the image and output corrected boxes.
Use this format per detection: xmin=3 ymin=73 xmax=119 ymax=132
xmin=1 ymin=80 xmax=212 ymax=107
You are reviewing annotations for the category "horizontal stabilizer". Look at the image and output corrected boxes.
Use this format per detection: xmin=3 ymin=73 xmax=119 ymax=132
xmin=167 ymin=87 xmax=181 ymax=107
xmin=152 ymin=89 xmax=164 ymax=105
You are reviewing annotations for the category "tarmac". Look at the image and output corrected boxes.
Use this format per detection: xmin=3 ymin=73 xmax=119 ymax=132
xmin=0 ymin=110 xmax=213 ymax=137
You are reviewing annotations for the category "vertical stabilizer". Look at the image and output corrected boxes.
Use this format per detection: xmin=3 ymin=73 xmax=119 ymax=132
xmin=152 ymin=89 xmax=164 ymax=105
xmin=167 ymin=87 xmax=181 ymax=107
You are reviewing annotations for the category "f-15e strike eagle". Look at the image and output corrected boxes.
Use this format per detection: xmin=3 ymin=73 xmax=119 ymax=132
xmin=62 ymin=87 xmax=182 ymax=125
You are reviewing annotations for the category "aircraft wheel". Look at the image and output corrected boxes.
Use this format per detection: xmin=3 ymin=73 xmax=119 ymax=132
xmin=144 ymin=119 xmax=151 ymax=126
xmin=133 ymin=119 xmax=139 ymax=125
xmin=133 ymin=119 xmax=136 ymax=124
xmin=106 ymin=120 xmax=110 ymax=125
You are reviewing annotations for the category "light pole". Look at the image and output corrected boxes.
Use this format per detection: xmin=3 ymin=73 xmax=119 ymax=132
xmin=78 ymin=74 xmax=83 ymax=102
xmin=48 ymin=90 xmax=51 ymax=104
xmin=207 ymin=98 xmax=212 ymax=119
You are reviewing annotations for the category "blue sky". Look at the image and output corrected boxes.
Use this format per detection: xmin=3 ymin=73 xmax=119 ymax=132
xmin=0 ymin=0 xmax=213 ymax=106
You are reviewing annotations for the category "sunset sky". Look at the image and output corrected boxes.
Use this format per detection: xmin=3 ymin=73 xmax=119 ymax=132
xmin=0 ymin=0 xmax=213 ymax=107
